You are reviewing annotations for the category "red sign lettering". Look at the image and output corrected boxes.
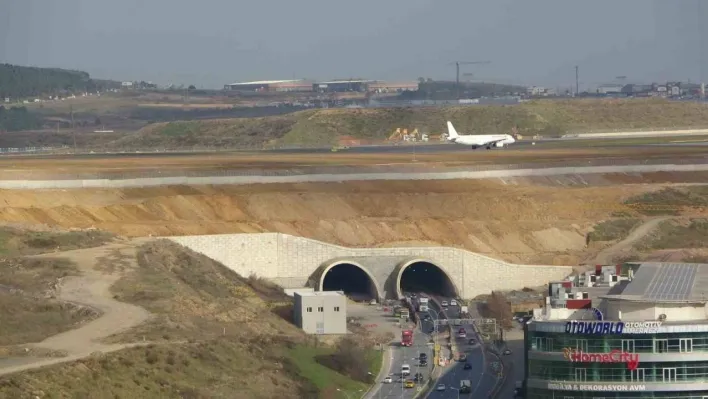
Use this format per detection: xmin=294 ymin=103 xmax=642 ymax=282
xmin=563 ymin=348 xmax=639 ymax=371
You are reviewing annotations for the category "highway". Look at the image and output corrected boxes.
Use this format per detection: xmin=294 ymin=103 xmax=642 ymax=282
xmin=423 ymin=299 xmax=499 ymax=399
xmin=374 ymin=296 xmax=438 ymax=399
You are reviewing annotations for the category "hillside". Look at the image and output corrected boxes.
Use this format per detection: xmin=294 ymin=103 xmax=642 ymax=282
xmin=106 ymin=98 xmax=708 ymax=149
xmin=0 ymin=178 xmax=682 ymax=265
xmin=0 ymin=63 xmax=119 ymax=100
xmin=0 ymin=238 xmax=380 ymax=398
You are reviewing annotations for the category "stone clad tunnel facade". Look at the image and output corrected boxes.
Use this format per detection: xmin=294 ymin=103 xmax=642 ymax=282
xmin=167 ymin=233 xmax=572 ymax=299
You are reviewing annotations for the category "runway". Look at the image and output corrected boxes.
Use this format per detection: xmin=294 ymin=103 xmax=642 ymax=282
xmin=0 ymin=137 xmax=696 ymax=162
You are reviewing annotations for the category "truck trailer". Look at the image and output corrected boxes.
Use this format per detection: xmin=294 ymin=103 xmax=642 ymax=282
xmin=418 ymin=297 xmax=429 ymax=312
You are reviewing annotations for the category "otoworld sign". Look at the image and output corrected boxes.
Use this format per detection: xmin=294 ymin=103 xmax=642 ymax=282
xmin=564 ymin=321 xmax=661 ymax=335
xmin=563 ymin=348 xmax=639 ymax=371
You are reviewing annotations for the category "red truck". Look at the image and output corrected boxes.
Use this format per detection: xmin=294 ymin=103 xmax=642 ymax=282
xmin=401 ymin=329 xmax=414 ymax=347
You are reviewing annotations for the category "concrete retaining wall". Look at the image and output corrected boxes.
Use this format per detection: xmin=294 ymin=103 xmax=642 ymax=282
xmin=3 ymin=163 xmax=708 ymax=189
xmin=167 ymin=233 xmax=571 ymax=299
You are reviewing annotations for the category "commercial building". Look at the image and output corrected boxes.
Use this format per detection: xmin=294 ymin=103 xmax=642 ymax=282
xmin=223 ymin=80 xmax=313 ymax=92
xmin=294 ymin=291 xmax=347 ymax=335
xmin=313 ymin=80 xmax=373 ymax=93
xmin=523 ymin=262 xmax=708 ymax=398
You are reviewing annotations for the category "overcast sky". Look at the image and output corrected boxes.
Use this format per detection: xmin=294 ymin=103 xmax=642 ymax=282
xmin=1 ymin=0 xmax=705 ymax=89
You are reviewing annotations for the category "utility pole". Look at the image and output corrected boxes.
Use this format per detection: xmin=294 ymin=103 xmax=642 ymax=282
xmin=449 ymin=61 xmax=491 ymax=100
xmin=575 ymin=66 xmax=579 ymax=95
xmin=70 ymin=104 xmax=77 ymax=153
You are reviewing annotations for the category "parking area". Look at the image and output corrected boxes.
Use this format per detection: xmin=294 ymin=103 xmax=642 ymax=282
xmin=347 ymin=300 xmax=415 ymax=341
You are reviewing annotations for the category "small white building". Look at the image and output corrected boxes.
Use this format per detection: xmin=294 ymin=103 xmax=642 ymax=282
xmin=294 ymin=291 xmax=347 ymax=335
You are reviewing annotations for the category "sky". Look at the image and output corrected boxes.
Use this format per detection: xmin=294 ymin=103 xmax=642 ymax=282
xmin=0 ymin=0 xmax=706 ymax=89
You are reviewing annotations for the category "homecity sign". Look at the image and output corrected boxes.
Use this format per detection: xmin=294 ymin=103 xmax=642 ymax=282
xmin=563 ymin=348 xmax=639 ymax=371
xmin=564 ymin=321 xmax=662 ymax=335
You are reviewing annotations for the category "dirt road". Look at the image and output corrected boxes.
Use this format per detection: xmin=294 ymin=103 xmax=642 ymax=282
xmin=592 ymin=217 xmax=672 ymax=264
xmin=0 ymin=239 xmax=153 ymax=376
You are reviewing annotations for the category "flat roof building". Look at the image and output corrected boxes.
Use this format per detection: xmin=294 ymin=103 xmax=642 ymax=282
xmin=294 ymin=291 xmax=347 ymax=335
xmin=523 ymin=262 xmax=708 ymax=398
xmin=223 ymin=80 xmax=313 ymax=92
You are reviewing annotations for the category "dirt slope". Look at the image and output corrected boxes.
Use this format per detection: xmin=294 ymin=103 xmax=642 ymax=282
xmin=0 ymin=239 xmax=152 ymax=376
xmin=0 ymin=179 xmax=676 ymax=265
xmin=108 ymin=98 xmax=708 ymax=149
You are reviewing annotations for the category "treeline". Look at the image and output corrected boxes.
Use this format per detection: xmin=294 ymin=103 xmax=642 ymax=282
xmin=0 ymin=106 xmax=40 ymax=132
xmin=0 ymin=63 xmax=121 ymax=99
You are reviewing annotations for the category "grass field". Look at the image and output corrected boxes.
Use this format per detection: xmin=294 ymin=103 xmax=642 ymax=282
xmin=590 ymin=218 xmax=641 ymax=241
xmin=636 ymin=219 xmax=708 ymax=251
xmin=622 ymin=187 xmax=708 ymax=216
xmin=105 ymin=98 xmax=708 ymax=150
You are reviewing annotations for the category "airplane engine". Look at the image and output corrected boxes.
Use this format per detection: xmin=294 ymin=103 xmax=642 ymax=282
xmin=495 ymin=142 xmax=505 ymax=148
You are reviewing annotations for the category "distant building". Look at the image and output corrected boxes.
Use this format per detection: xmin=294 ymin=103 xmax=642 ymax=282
xmin=527 ymin=86 xmax=554 ymax=97
xmin=313 ymin=80 xmax=373 ymax=93
xmin=294 ymin=291 xmax=347 ymax=335
xmin=596 ymin=84 xmax=624 ymax=94
xmin=223 ymin=79 xmax=312 ymax=92
xmin=368 ymin=81 xmax=418 ymax=93
xmin=121 ymin=81 xmax=133 ymax=88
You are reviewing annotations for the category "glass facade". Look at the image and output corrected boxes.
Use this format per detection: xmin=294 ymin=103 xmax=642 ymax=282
xmin=526 ymin=389 xmax=708 ymax=398
xmin=529 ymin=331 xmax=708 ymax=354
xmin=526 ymin=329 xmax=708 ymax=398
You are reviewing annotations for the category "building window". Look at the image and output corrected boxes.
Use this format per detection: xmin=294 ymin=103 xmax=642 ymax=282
xmin=306 ymin=307 xmax=312 ymax=312
xmin=334 ymin=307 xmax=340 ymax=312
xmin=318 ymin=307 xmax=324 ymax=312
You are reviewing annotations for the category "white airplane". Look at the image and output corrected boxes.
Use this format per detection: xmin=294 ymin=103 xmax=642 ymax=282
xmin=445 ymin=121 xmax=516 ymax=149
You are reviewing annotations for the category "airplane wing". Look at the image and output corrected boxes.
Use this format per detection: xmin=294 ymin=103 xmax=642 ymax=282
xmin=479 ymin=138 xmax=508 ymax=147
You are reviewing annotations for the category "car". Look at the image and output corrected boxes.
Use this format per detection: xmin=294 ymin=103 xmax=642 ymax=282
xmin=450 ymin=299 xmax=457 ymax=306
xmin=383 ymin=376 xmax=393 ymax=384
xmin=463 ymin=363 xmax=472 ymax=370
xmin=441 ymin=300 xmax=448 ymax=307
xmin=458 ymin=354 xmax=467 ymax=362
xmin=436 ymin=383 xmax=446 ymax=391
xmin=419 ymin=359 xmax=428 ymax=366
xmin=468 ymin=338 xmax=477 ymax=345
xmin=419 ymin=353 xmax=428 ymax=360
xmin=503 ymin=349 xmax=512 ymax=355
xmin=458 ymin=332 xmax=467 ymax=338
xmin=442 ymin=307 xmax=448 ymax=311
xmin=405 ymin=380 xmax=416 ymax=388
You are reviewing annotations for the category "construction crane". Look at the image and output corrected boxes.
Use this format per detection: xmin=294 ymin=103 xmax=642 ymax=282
xmin=449 ymin=61 xmax=491 ymax=99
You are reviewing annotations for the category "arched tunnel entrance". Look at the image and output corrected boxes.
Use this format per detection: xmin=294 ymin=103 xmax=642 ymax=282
xmin=397 ymin=261 xmax=457 ymax=298
xmin=320 ymin=262 xmax=379 ymax=301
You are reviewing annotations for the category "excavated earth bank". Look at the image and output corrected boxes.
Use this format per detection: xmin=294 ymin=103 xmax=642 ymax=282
xmin=2 ymin=171 xmax=708 ymax=265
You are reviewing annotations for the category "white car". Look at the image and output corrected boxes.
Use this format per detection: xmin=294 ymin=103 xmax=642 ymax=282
xmin=441 ymin=301 xmax=448 ymax=307
xmin=450 ymin=300 xmax=457 ymax=306
xmin=383 ymin=376 xmax=393 ymax=384
xmin=436 ymin=383 xmax=446 ymax=391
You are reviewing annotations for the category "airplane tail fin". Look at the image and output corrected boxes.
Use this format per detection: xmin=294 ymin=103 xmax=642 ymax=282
xmin=446 ymin=121 xmax=459 ymax=139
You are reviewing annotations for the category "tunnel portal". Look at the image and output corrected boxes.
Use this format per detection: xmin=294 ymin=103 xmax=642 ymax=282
xmin=320 ymin=262 xmax=378 ymax=301
xmin=398 ymin=261 xmax=457 ymax=298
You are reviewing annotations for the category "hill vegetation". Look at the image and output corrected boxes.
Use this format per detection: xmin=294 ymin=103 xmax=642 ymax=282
xmin=111 ymin=98 xmax=708 ymax=150
xmin=0 ymin=240 xmax=379 ymax=399
xmin=0 ymin=106 xmax=40 ymax=132
xmin=0 ymin=63 xmax=119 ymax=99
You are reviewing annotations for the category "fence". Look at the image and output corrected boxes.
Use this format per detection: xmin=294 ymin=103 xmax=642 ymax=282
xmin=5 ymin=156 xmax=708 ymax=181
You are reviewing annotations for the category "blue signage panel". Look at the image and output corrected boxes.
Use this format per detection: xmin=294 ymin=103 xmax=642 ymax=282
xmin=565 ymin=321 xmax=624 ymax=335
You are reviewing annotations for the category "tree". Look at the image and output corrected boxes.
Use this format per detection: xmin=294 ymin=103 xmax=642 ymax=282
xmin=188 ymin=85 xmax=196 ymax=90
xmin=94 ymin=117 xmax=102 ymax=126
xmin=486 ymin=291 xmax=513 ymax=330
xmin=0 ymin=63 xmax=120 ymax=99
